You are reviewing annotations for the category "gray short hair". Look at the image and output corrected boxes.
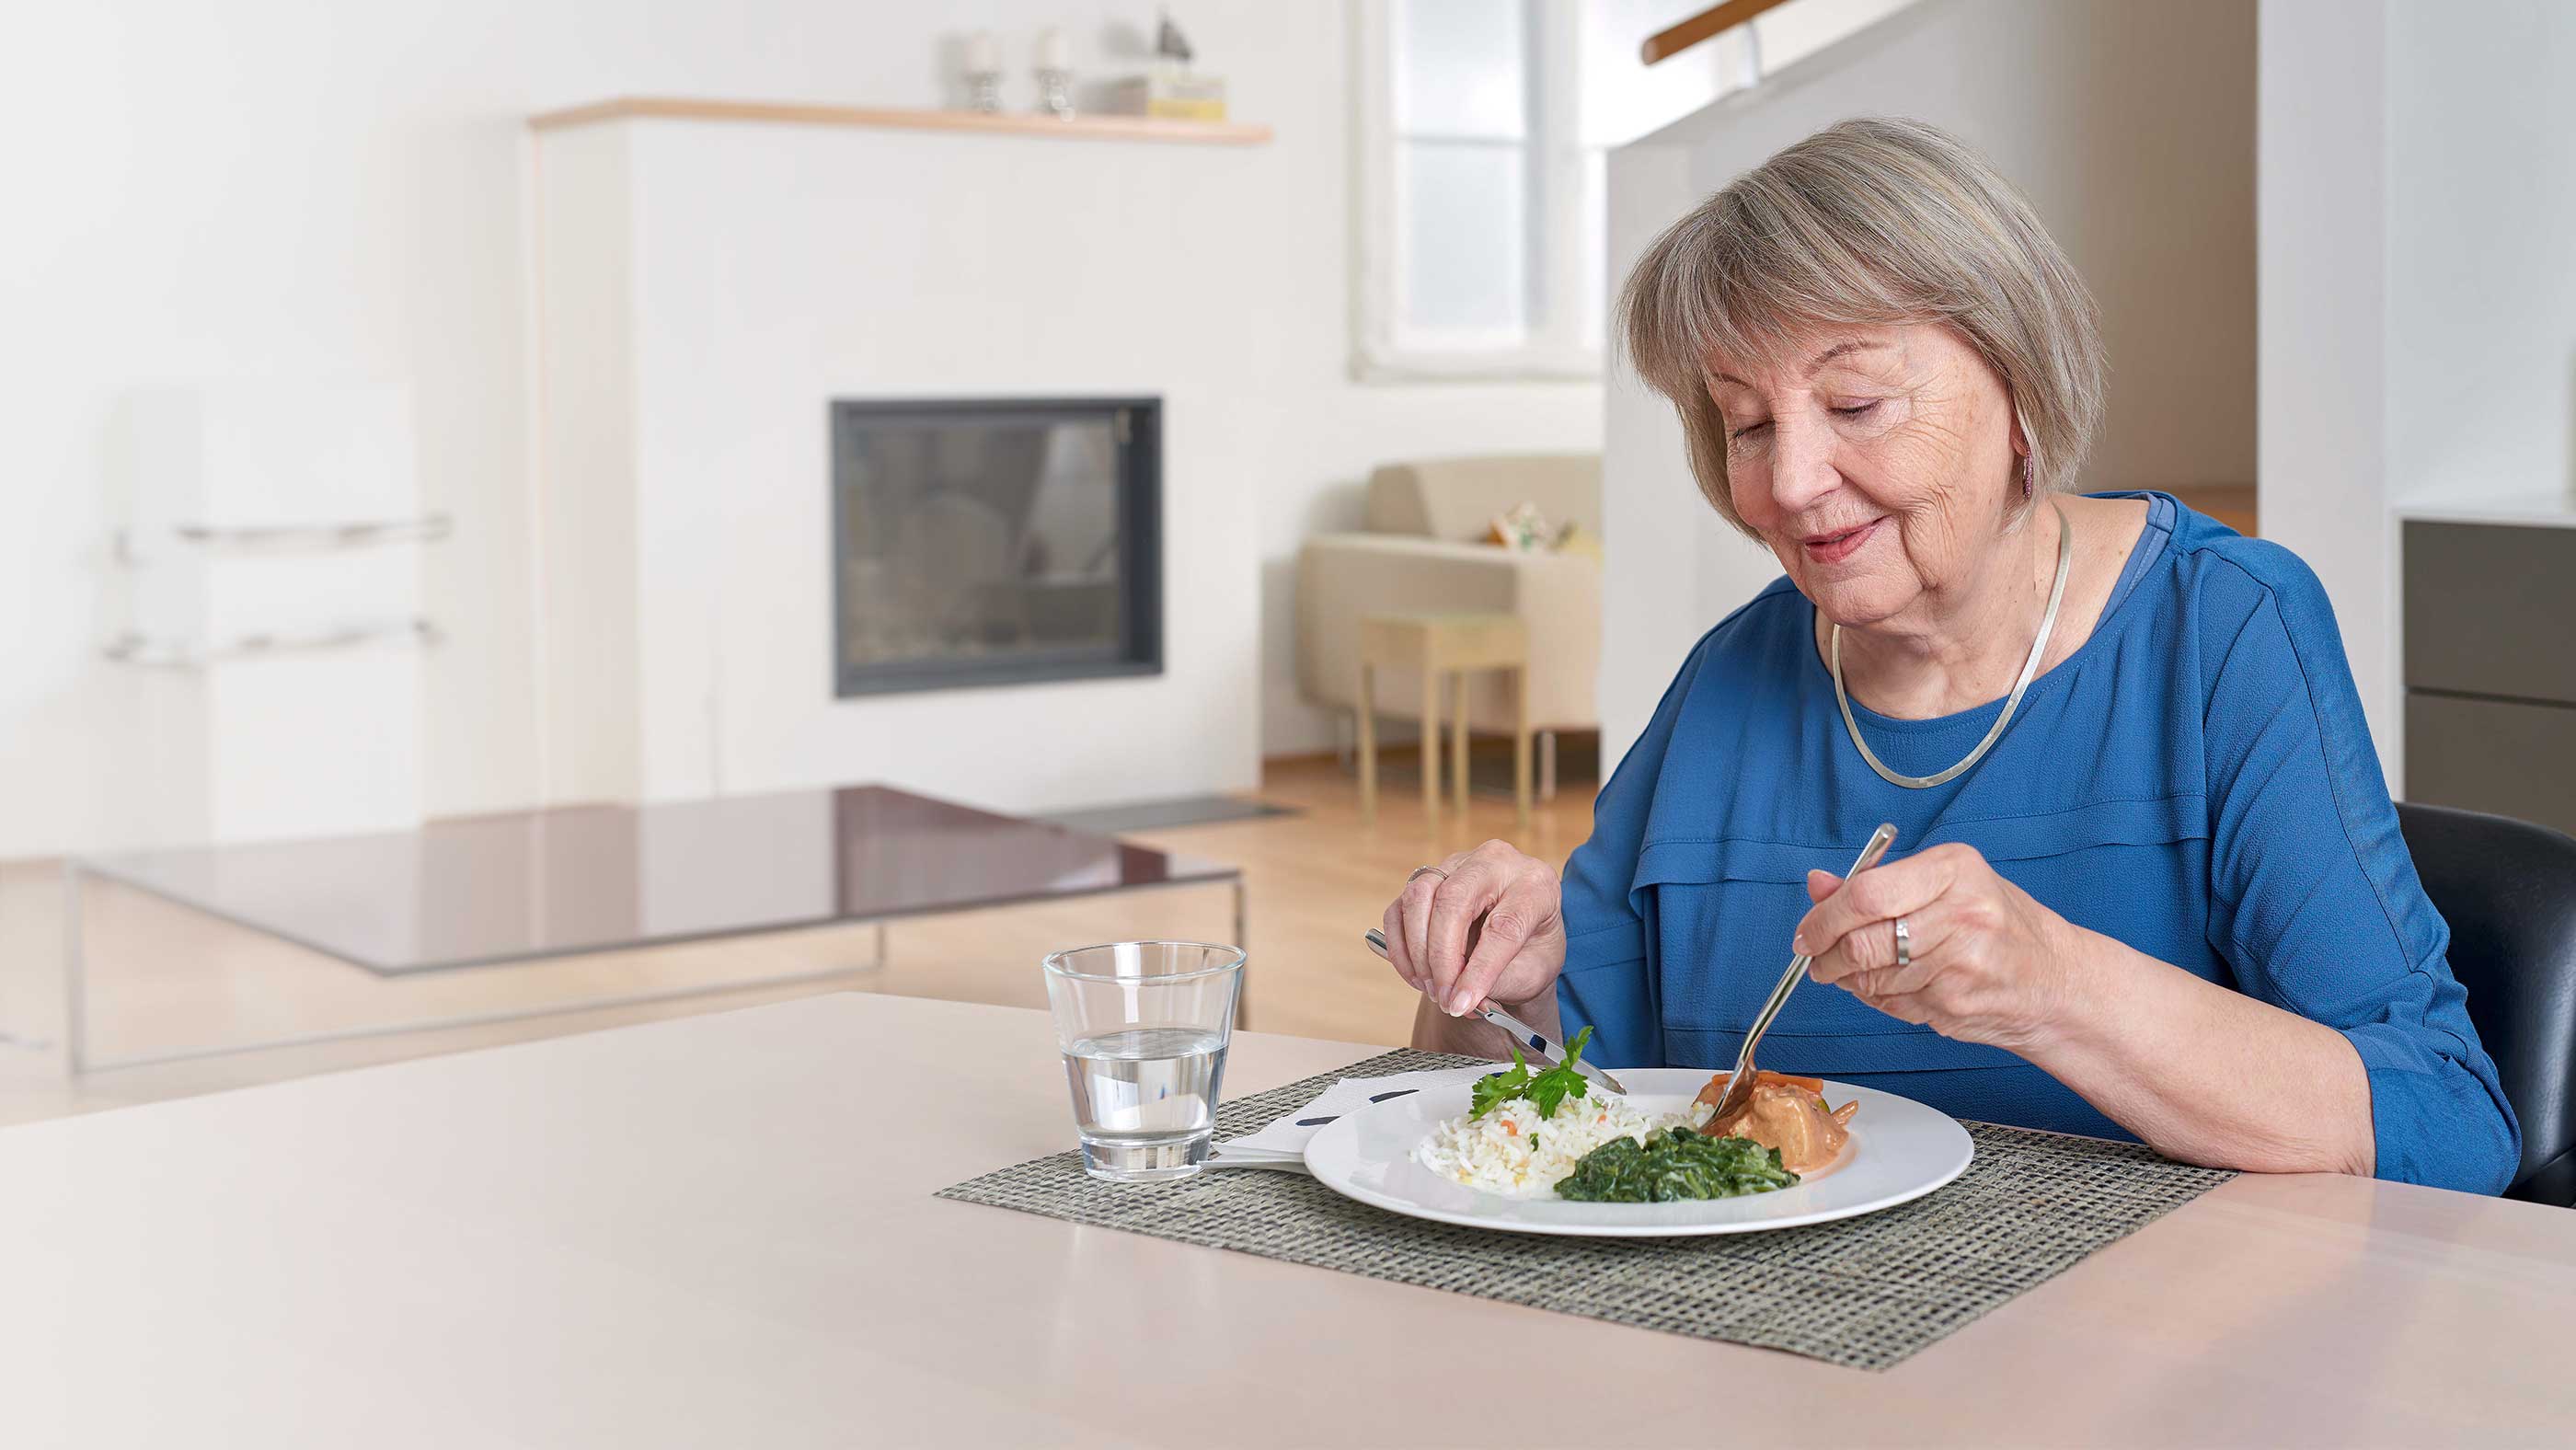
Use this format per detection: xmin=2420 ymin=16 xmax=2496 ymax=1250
xmin=1619 ymin=117 xmax=2106 ymax=535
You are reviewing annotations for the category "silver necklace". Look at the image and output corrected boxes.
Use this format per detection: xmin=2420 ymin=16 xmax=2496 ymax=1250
xmin=1831 ymin=500 xmax=2072 ymax=789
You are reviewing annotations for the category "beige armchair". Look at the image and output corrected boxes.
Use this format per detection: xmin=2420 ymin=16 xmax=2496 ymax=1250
xmin=1295 ymin=455 xmax=1601 ymax=788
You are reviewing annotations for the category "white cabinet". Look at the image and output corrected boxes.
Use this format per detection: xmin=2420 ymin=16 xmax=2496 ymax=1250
xmin=109 ymin=384 xmax=430 ymax=842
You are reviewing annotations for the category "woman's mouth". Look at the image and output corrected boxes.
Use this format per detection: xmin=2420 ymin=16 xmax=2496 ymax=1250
xmin=1799 ymin=518 xmax=1882 ymax=565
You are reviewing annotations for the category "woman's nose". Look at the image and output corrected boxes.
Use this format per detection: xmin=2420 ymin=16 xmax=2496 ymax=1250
xmin=1765 ymin=413 xmax=1841 ymax=515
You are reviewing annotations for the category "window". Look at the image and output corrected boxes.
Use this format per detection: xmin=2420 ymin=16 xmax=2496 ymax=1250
xmin=1353 ymin=0 xmax=1753 ymax=381
xmin=1356 ymin=0 xmax=1591 ymax=379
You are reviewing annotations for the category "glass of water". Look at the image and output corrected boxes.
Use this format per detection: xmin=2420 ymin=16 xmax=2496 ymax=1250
xmin=1043 ymin=940 xmax=1246 ymax=1183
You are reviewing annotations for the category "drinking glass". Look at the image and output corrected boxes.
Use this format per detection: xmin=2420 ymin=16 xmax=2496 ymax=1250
xmin=1042 ymin=940 xmax=1246 ymax=1183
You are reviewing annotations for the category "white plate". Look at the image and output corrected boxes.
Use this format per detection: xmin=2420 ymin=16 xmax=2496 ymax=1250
xmin=1303 ymin=1067 xmax=1973 ymax=1237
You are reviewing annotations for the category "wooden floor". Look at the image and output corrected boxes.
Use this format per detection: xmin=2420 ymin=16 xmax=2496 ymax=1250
xmin=0 ymin=755 xmax=1595 ymax=1128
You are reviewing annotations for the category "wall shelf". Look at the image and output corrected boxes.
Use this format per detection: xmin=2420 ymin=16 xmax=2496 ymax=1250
xmin=116 ymin=512 xmax=454 ymax=561
xmin=529 ymin=97 xmax=1271 ymax=146
xmin=103 ymin=618 xmax=443 ymax=670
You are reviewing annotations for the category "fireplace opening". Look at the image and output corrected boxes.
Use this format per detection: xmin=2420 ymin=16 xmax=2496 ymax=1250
xmin=831 ymin=397 xmax=1162 ymax=696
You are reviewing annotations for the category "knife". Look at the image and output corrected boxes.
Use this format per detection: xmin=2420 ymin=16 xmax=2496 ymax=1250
xmin=1363 ymin=927 xmax=1629 ymax=1095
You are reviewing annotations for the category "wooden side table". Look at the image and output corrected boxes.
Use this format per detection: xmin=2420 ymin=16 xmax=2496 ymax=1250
xmin=1355 ymin=612 xmax=1531 ymax=827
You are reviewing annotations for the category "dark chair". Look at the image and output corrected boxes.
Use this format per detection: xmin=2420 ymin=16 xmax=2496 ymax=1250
xmin=2397 ymin=802 xmax=2576 ymax=1205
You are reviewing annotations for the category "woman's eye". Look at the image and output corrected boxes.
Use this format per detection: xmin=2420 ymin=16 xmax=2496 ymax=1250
xmin=1729 ymin=421 xmax=1773 ymax=443
xmin=1831 ymin=401 xmax=1880 ymax=420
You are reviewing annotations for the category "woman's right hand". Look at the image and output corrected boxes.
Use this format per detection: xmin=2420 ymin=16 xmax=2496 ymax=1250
xmin=1380 ymin=839 xmax=1568 ymax=1018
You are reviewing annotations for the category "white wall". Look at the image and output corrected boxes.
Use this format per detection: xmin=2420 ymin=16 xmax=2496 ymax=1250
xmin=0 ymin=0 xmax=1610 ymax=855
xmin=2385 ymin=2 xmax=2576 ymax=509
xmin=2 ymin=0 xmax=1978 ymax=851
xmin=2259 ymin=0 xmax=2576 ymax=786
xmin=2258 ymin=0 xmax=2397 ymax=771
xmin=537 ymin=114 xmax=1277 ymax=811
xmin=1601 ymin=0 xmax=2256 ymax=763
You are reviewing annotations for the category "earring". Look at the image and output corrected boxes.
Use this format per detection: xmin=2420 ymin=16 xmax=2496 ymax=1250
xmin=2010 ymin=401 xmax=2037 ymax=499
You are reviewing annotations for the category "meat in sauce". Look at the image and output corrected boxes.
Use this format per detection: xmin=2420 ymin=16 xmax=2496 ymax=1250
xmin=1692 ymin=1070 xmax=1858 ymax=1174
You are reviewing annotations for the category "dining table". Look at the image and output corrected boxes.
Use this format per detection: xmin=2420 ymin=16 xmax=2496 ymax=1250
xmin=2 ymin=990 xmax=2570 ymax=1447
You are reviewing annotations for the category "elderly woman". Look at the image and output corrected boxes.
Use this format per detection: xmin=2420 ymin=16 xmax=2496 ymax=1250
xmin=1379 ymin=118 xmax=2519 ymax=1193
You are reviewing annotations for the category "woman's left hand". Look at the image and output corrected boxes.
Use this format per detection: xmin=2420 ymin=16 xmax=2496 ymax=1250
xmin=1792 ymin=843 xmax=2084 ymax=1053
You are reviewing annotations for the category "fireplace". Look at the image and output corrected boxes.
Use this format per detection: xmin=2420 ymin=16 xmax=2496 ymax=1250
xmin=830 ymin=397 xmax=1162 ymax=696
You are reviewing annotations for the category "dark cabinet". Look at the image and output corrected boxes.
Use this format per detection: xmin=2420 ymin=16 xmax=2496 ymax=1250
xmin=2403 ymin=521 xmax=2576 ymax=836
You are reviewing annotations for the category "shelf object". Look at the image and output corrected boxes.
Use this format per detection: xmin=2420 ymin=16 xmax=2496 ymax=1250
xmin=526 ymin=96 xmax=1270 ymax=146
xmin=101 ymin=618 xmax=442 ymax=671
xmin=116 ymin=512 xmax=453 ymax=561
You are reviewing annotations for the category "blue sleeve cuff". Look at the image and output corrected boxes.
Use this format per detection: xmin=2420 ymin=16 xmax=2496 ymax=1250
xmin=2340 ymin=1022 xmax=2521 ymax=1195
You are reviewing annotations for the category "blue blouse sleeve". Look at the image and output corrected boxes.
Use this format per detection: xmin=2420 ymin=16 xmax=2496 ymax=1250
xmin=1553 ymin=634 xmax=1716 ymax=1070
xmin=2200 ymin=545 xmax=2521 ymax=1193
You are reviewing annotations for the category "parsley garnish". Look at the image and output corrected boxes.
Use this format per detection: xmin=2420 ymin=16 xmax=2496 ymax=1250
xmin=1467 ymin=1027 xmax=1597 ymax=1121
xmin=1468 ymin=1049 xmax=1532 ymax=1118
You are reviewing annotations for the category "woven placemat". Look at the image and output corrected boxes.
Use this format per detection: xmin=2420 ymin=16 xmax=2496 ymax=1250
xmin=938 ymin=1049 xmax=2234 ymax=1371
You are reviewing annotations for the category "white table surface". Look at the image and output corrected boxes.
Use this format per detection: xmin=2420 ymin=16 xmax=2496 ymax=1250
xmin=3 ymin=992 xmax=2571 ymax=1447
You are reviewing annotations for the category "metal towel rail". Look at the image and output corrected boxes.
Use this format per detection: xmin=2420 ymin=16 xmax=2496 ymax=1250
xmin=115 ymin=512 xmax=453 ymax=560
xmin=100 ymin=618 xmax=443 ymax=669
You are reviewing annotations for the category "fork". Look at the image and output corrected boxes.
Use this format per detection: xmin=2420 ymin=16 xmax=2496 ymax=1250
xmin=1701 ymin=823 xmax=1899 ymax=1125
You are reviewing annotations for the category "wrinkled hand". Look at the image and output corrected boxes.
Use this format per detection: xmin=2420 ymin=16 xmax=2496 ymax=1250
xmin=1380 ymin=839 xmax=1567 ymax=1018
xmin=1794 ymin=843 xmax=2081 ymax=1053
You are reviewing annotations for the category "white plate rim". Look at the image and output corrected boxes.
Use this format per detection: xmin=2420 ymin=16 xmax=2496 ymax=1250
xmin=1300 ymin=1066 xmax=1974 ymax=1237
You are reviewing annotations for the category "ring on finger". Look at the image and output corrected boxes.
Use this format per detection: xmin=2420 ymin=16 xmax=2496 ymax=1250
xmin=1407 ymin=865 xmax=1450 ymax=885
xmin=1892 ymin=915 xmax=1912 ymax=970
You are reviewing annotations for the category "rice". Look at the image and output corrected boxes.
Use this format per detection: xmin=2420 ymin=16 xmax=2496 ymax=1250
xmin=1413 ymin=1091 xmax=1690 ymax=1198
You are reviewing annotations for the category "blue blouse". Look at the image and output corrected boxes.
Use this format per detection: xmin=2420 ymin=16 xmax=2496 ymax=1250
xmin=1556 ymin=494 xmax=2522 ymax=1194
